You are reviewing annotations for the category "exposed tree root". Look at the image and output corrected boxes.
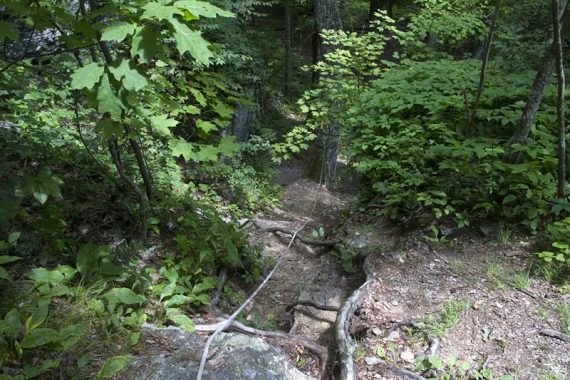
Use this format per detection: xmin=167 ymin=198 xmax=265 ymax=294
xmin=195 ymin=320 xmax=329 ymax=377
xmin=540 ymin=329 xmax=570 ymax=343
xmin=244 ymin=218 xmax=342 ymax=247
xmin=335 ymin=254 xmax=428 ymax=380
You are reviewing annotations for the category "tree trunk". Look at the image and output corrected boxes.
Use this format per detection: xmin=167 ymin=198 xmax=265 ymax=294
xmin=313 ymin=0 xmax=343 ymax=187
xmin=506 ymin=0 xmax=569 ymax=160
xmin=552 ymin=0 xmax=566 ymax=197
xmin=467 ymin=0 xmax=501 ymax=136
xmin=284 ymin=0 xmax=293 ymax=98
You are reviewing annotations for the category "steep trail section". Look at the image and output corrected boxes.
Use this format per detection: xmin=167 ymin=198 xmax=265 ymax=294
xmin=243 ymin=179 xmax=362 ymax=376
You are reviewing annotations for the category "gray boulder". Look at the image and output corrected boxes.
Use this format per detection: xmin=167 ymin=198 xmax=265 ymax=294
xmin=120 ymin=325 xmax=314 ymax=380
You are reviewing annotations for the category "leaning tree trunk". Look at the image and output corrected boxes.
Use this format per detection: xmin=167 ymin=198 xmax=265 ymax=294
xmin=552 ymin=0 xmax=566 ymax=197
xmin=312 ymin=0 xmax=343 ymax=188
xmin=506 ymin=0 xmax=569 ymax=161
xmin=467 ymin=0 xmax=501 ymax=136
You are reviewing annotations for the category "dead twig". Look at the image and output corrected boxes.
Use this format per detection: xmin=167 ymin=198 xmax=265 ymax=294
xmin=540 ymin=329 xmax=570 ymax=343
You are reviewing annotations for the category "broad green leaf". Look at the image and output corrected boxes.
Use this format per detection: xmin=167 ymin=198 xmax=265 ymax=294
xmin=1 ymin=308 xmax=21 ymax=340
xmin=163 ymin=294 xmax=190 ymax=307
xmin=76 ymin=243 xmax=98 ymax=276
xmin=196 ymin=120 xmax=216 ymax=133
xmin=57 ymin=324 xmax=85 ymax=349
xmin=108 ymin=59 xmax=147 ymax=91
xmin=170 ymin=139 xmax=194 ymax=160
xmin=21 ymin=359 xmax=60 ymax=379
xmin=101 ymin=22 xmax=136 ymax=43
xmin=26 ymin=303 xmax=49 ymax=332
xmin=218 ymin=136 xmax=239 ymax=156
xmin=97 ymin=355 xmax=130 ymax=379
xmin=141 ymin=2 xmax=181 ymax=21
xmin=190 ymin=88 xmax=206 ymax=106
xmin=168 ymin=314 xmax=195 ymax=332
xmin=196 ymin=145 xmax=219 ymax=162
xmin=33 ymin=189 xmax=48 ymax=205
xmin=71 ymin=63 xmax=104 ymax=90
xmin=95 ymin=119 xmax=123 ymax=139
xmin=150 ymin=114 xmax=178 ymax=136
xmin=174 ymin=0 xmax=234 ymax=18
xmin=97 ymin=74 xmax=123 ymax=117
xmin=213 ymin=101 xmax=233 ymax=119
xmin=26 ymin=266 xmax=77 ymax=285
xmin=168 ymin=18 xmax=212 ymax=66
xmin=0 ymin=21 xmax=20 ymax=42
xmin=0 ymin=255 xmax=22 ymax=265
xmin=0 ymin=266 xmax=9 ymax=280
xmin=131 ymin=27 xmax=160 ymax=63
xmin=20 ymin=328 xmax=59 ymax=348
xmin=7 ymin=232 xmax=20 ymax=244
xmin=107 ymin=288 xmax=145 ymax=305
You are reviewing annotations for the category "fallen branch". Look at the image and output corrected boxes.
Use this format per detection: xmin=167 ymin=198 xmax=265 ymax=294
xmin=287 ymin=301 xmax=340 ymax=312
xmin=250 ymin=218 xmax=342 ymax=247
xmin=540 ymin=329 xmax=570 ymax=343
xmin=195 ymin=319 xmax=328 ymax=376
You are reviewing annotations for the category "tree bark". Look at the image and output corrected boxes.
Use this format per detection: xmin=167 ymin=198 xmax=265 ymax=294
xmin=467 ymin=0 xmax=501 ymax=136
xmin=284 ymin=0 xmax=293 ymax=98
xmin=507 ymin=0 xmax=569 ymax=159
xmin=552 ymin=0 xmax=566 ymax=197
xmin=313 ymin=0 xmax=342 ymax=187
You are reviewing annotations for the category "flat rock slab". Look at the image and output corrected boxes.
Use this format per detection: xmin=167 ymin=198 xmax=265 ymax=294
xmin=121 ymin=325 xmax=314 ymax=380
xmin=298 ymin=288 xmax=346 ymax=310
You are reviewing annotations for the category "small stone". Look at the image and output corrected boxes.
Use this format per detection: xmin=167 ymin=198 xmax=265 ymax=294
xmin=400 ymin=349 xmax=415 ymax=363
xmin=391 ymin=300 xmax=399 ymax=306
xmin=372 ymin=328 xmax=382 ymax=336
xmin=387 ymin=330 xmax=400 ymax=341
xmin=365 ymin=357 xmax=382 ymax=365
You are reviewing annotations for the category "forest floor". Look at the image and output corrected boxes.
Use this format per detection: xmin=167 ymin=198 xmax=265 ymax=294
xmin=231 ymin=162 xmax=570 ymax=380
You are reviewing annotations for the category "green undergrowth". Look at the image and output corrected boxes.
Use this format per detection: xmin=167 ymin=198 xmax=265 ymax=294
xmin=0 ymin=126 xmax=267 ymax=378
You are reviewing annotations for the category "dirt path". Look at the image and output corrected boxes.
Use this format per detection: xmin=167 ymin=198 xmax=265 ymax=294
xmin=239 ymin=177 xmax=361 ymax=377
xmin=233 ymin=170 xmax=570 ymax=380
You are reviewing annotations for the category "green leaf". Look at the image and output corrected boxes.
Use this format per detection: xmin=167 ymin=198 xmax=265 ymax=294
xmin=106 ymin=288 xmax=145 ymax=305
xmin=174 ymin=0 xmax=234 ymax=18
xmin=0 ymin=22 xmax=20 ymax=42
xmin=97 ymin=74 xmax=123 ymax=117
xmin=21 ymin=359 xmax=60 ymax=379
xmin=0 ymin=267 xmax=9 ymax=280
xmin=150 ymin=114 xmax=178 ymax=136
xmin=101 ymin=22 xmax=136 ymax=43
xmin=196 ymin=120 xmax=217 ymax=133
xmin=0 ymin=255 xmax=22 ymax=265
xmin=1 ymin=309 xmax=21 ymax=340
xmin=218 ymin=136 xmax=239 ymax=156
xmin=33 ymin=189 xmax=48 ymax=205
xmin=168 ymin=18 xmax=212 ymax=66
xmin=7 ymin=232 xmax=20 ymax=245
xmin=168 ymin=314 xmax=195 ymax=332
xmin=141 ymin=2 xmax=181 ymax=21
xmin=97 ymin=356 xmax=130 ymax=379
xmin=95 ymin=119 xmax=123 ymax=139
xmin=170 ymin=139 xmax=194 ymax=161
xmin=56 ymin=324 xmax=85 ymax=349
xmin=71 ymin=63 xmax=104 ymax=90
xmin=131 ymin=27 xmax=160 ymax=63
xmin=108 ymin=59 xmax=147 ymax=92
xmin=196 ymin=145 xmax=219 ymax=162
xmin=20 ymin=328 xmax=59 ymax=348
xmin=26 ymin=303 xmax=49 ymax=332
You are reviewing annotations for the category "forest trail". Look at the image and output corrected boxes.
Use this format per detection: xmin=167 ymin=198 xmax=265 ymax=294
xmin=243 ymin=176 xmax=363 ymax=377
xmin=238 ymin=170 xmax=570 ymax=380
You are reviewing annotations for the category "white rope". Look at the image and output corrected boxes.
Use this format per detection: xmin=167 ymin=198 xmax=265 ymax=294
xmin=196 ymin=156 xmax=326 ymax=380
